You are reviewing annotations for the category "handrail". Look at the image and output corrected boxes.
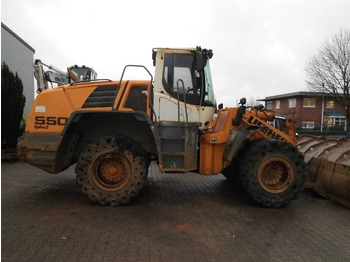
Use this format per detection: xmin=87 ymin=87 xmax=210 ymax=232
xmin=176 ymin=79 xmax=189 ymax=123
xmin=70 ymin=79 xmax=113 ymax=85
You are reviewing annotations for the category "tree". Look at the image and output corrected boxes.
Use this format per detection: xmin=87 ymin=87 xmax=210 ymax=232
xmin=1 ymin=63 xmax=26 ymax=148
xmin=305 ymin=29 xmax=350 ymax=138
xmin=247 ymin=96 xmax=260 ymax=107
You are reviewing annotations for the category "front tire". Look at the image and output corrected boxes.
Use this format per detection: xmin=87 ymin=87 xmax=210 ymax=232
xmin=221 ymin=162 xmax=239 ymax=184
xmin=75 ymin=136 xmax=148 ymax=206
xmin=238 ymin=139 xmax=307 ymax=208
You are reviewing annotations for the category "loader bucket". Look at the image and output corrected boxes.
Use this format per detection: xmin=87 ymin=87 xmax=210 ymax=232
xmin=297 ymin=135 xmax=350 ymax=208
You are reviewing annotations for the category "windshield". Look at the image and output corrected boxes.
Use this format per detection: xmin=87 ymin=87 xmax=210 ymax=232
xmin=203 ymin=61 xmax=215 ymax=106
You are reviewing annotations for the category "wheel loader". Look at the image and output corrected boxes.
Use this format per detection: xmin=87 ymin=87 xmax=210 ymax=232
xmin=18 ymin=47 xmax=308 ymax=208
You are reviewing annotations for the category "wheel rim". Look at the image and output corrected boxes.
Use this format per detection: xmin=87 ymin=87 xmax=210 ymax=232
xmin=92 ymin=153 xmax=131 ymax=191
xmin=258 ymin=156 xmax=294 ymax=194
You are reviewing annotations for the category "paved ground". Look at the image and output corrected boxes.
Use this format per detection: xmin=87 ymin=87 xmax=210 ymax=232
xmin=2 ymin=161 xmax=350 ymax=262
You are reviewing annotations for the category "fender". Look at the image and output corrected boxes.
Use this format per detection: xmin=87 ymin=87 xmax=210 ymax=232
xmin=19 ymin=110 xmax=159 ymax=174
xmin=223 ymin=125 xmax=263 ymax=162
xmin=56 ymin=110 xmax=159 ymax=172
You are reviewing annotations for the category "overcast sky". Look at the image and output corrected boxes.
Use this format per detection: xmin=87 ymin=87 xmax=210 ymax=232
xmin=2 ymin=0 xmax=349 ymax=106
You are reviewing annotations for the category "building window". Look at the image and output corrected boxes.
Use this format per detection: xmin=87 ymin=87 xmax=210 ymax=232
xmin=302 ymin=121 xmax=315 ymax=129
xmin=334 ymin=117 xmax=346 ymax=127
xmin=288 ymin=98 xmax=296 ymax=108
xmin=323 ymin=117 xmax=346 ymax=130
xmin=303 ymin=98 xmax=316 ymax=108
xmin=323 ymin=117 xmax=333 ymax=128
xmin=275 ymin=100 xmax=280 ymax=109
xmin=326 ymin=100 xmax=334 ymax=109
xmin=266 ymin=101 xmax=272 ymax=110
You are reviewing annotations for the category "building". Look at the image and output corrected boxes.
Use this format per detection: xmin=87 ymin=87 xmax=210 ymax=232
xmin=260 ymin=91 xmax=347 ymax=136
xmin=1 ymin=22 xmax=35 ymax=118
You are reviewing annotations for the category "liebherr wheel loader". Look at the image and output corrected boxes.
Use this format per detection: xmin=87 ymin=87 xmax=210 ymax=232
xmin=18 ymin=47 xmax=308 ymax=208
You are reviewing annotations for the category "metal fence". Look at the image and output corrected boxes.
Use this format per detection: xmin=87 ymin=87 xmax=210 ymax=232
xmin=295 ymin=123 xmax=347 ymax=138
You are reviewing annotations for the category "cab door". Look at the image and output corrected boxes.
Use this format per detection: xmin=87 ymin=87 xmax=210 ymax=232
xmin=155 ymin=53 xmax=201 ymax=122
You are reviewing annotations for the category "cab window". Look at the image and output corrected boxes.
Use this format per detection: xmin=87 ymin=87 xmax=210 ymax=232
xmin=162 ymin=53 xmax=204 ymax=105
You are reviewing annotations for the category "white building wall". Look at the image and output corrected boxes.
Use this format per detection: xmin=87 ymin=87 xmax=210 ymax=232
xmin=1 ymin=23 xmax=35 ymax=118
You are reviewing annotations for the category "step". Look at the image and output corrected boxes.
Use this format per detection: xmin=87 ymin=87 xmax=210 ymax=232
xmin=161 ymin=167 xmax=187 ymax=172
xmin=160 ymin=136 xmax=186 ymax=140
xmin=160 ymin=152 xmax=185 ymax=156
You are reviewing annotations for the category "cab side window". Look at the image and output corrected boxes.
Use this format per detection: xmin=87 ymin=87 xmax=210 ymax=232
xmin=162 ymin=53 xmax=204 ymax=105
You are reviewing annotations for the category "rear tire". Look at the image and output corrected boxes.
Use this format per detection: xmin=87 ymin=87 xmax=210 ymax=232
xmin=75 ymin=136 xmax=148 ymax=206
xmin=237 ymin=139 xmax=307 ymax=208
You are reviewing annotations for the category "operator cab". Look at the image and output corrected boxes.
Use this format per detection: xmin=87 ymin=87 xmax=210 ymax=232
xmin=69 ymin=65 xmax=98 ymax=83
xmin=152 ymin=47 xmax=216 ymax=126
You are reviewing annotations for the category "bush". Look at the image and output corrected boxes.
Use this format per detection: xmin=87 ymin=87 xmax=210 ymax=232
xmin=1 ymin=63 xmax=26 ymax=148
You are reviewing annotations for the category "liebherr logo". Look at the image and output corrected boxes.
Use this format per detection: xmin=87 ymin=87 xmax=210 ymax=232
xmin=247 ymin=116 xmax=286 ymax=142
